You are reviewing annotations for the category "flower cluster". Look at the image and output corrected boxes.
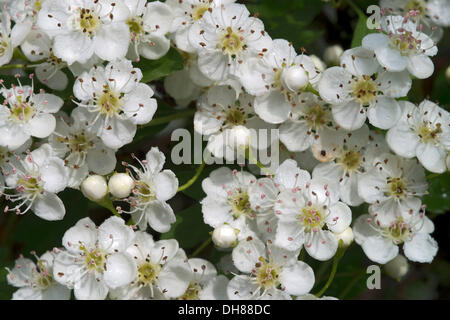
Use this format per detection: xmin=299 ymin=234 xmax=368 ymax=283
xmin=1 ymin=0 xmax=449 ymax=300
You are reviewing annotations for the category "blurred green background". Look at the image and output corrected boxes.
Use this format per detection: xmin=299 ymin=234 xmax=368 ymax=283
xmin=0 ymin=0 xmax=449 ymax=300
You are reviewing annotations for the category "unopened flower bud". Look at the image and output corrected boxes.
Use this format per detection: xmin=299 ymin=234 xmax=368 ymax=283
xmin=446 ymin=65 xmax=450 ymax=82
xmin=212 ymin=224 xmax=238 ymax=248
xmin=281 ymin=66 xmax=309 ymax=92
xmin=334 ymin=227 xmax=354 ymax=247
xmin=384 ymin=254 xmax=409 ymax=280
xmin=324 ymin=44 xmax=344 ymax=65
xmin=108 ymin=173 xmax=134 ymax=198
xmin=81 ymin=175 xmax=108 ymax=201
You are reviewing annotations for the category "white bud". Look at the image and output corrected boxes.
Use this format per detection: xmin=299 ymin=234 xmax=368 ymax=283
xmin=281 ymin=66 xmax=309 ymax=92
xmin=309 ymin=54 xmax=326 ymax=72
xmin=108 ymin=173 xmax=134 ymax=198
xmin=384 ymin=254 xmax=409 ymax=280
xmin=446 ymin=65 xmax=450 ymax=82
xmin=212 ymin=224 xmax=238 ymax=248
xmin=81 ymin=175 xmax=108 ymax=201
xmin=228 ymin=125 xmax=251 ymax=149
xmin=324 ymin=44 xmax=344 ymax=65
xmin=334 ymin=227 xmax=354 ymax=247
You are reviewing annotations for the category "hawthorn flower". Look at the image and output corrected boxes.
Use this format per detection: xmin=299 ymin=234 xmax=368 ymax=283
xmin=228 ymin=236 xmax=315 ymax=300
xmin=0 ymin=12 xmax=14 ymax=67
xmin=194 ymin=85 xmax=274 ymax=161
xmin=362 ymin=15 xmax=437 ymax=79
xmin=20 ymin=29 xmax=69 ymax=90
xmin=117 ymin=147 xmax=178 ymax=233
xmin=247 ymin=159 xmax=311 ymax=241
xmin=240 ymin=39 xmax=320 ymax=124
xmin=53 ymin=216 xmax=137 ymax=300
xmin=178 ymin=258 xmax=229 ymax=300
xmin=7 ymin=0 xmax=45 ymax=43
xmin=6 ymin=251 xmax=71 ymax=300
xmin=124 ymin=0 xmax=173 ymax=61
xmin=73 ymin=59 xmax=157 ymax=149
xmin=2 ymin=144 xmax=68 ymax=220
xmin=358 ymin=153 xmax=428 ymax=227
xmin=201 ymin=167 xmax=259 ymax=239
xmin=312 ymin=126 xmax=390 ymax=206
xmin=188 ymin=3 xmax=272 ymax=81
xmin=167 ymin=0 xmax=236 ymax=53
xmin=0 ymin=77 xmax=63 ymax=150
xmin=380 ymin=0 xmax=450 ymax=41
xmin=37 ymin=0 xmax=131 ymax=64
xmin=109 ymin=232 xmax=193 ymax=300
xmin=318 ymin=46 xmax=411 ymax=130
xmin=386 ymin=100 xmax=450 ymax=173
xmin=48 ymin=113 xmax=117 ymax=188
xmin=279 ymin=92 xmax=337 ymax=152
xmin=353 ymin=209 xmax=438 ymax=264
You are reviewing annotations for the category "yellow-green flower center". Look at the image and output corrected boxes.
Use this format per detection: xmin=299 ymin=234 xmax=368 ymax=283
xmin=298 ymin=205 xmax=325 ymax=232
xmin=0 ymin=39 xmax=10 ymax=57
xmin=228 ymin=190 xmax=253 ymax=219
xmin=16 ymin=176 xmax=43 ymax=195
xmin=387 ymin=177 xmax=407 ymax=199
xmin=226 ymin=108 xmax=246 ymax=125
xmin=77 ymin=8 xmax=100 ymax=36
xmin=179 ymin=282 xmax=202 ymax=300
xmin=137 ymin=262 xmax=161 ymax=286
xmin=405 ymin=0 xmax=426 ymax=16
xmin=390 ymin=31 xmax=420 ymax=56
xmin=219 ymin=27 xmax=245 ymax=56
xmin=255 ymin=257 xmax=281 ymax=289
xmin=97 ymin=86 xmax=122 ymax=116
xmin=417 ymin=123 xmax=442 ymax=143
xmin=352 ymin=76 xmax=377 ymax=105
xmin=80 ymin=245 xmax=107 ymax=273
xmin=192 ymin=5 xmax=209 ymax=21
xmin=304 ymin=104 xmax=329 ymax=130
xmin=135 ymin=180 xmax=156 ymax=203
xmin=127 ymin=16 xmax=144 ymax=38
xmin=383 ymin=218 xmax=411 ymax=244
xmin=337 ymin=150 xmax=361 ymax=173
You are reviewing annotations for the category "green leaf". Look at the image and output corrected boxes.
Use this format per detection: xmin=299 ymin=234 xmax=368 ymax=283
xmin=351 ymin=13 xmax=373 ymax=48
xmin=136 ymin=48 xmax=184 ymax=83
xmin=0 ymin=268 xmax=14 ymax=300
xmin=423 ymin=172 xmax=450 ymax=214
xmin=160 ymin=204 xmax=212 ymax=249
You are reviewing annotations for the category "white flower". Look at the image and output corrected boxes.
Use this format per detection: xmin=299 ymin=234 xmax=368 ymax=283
xmin=201 ymin=167 xmax=258 ymax=240
xmin=108 ymin=172 xmax=134 ymax=198
xmin=109 ymin=232 xmax=192 ymax=300
xmin=117 ymin=147 xmax=178 ymax=233
xmin=48 ymin=113 xmax=117 ymax=188
xmin=312 ymin=125 xmax=390 ymax=206
xmin=380 ymin=0 xmax=450 ymax=41
xmin=362 ymin=15 xmax=437 ymax=79
xmin=358 ymin=153 xmax=428 ymax=227
xmin=7 ymin=0 xmax=46 ymax=45
xmin=240 ymin=39 xmax=320 ymax=124
xmin=0 ymin=78 xmax=63 ymax=150
xmin=73 ymin=59 xmax=157 ymax=149
xmin=387 ymin=100 xmax=450 ymax=173
xmin=212 ymin=224 xmax=239 ymax=249
xmin=2 ymin=144 xmax=68 ymax=220
xmin=279 ymin=92 xmax=337 ymax=153
xmin=353 ymin=209 xmax=438 ymax=264
xmin=37 ymin=0 xmax=131 ymax=64
xmin=53 ymin=216 xmax=136 ymax=300
xmin=274 ymin=170 xmax=352 ymax=260
xmin=124 ymin=0 xmax=173 ymax=61
xmin=20 ymin=29 xmax=69 ymax=90
xmin=318 ymin=46 xmax=411 ymax=130
xmin=6 ymin=251 xmax=71 ymax=300
xmin=194 ymin=85 xmax=274 ymax=161
xmin=167 ymin=0 xmax=236 ymax=53
xmin=0 ymin=12 xmax=14 ymax=67
xmin=188 ymin=3 xmax=272 ymax=82
xmin=178 ymin=258 xmax=229 ymax=300
xmin=228 ymin=236 xmax=315 ymax=300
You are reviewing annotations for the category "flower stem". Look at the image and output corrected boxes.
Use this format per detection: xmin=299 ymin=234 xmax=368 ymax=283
xmin=140 ymin=108 xmax=195 ymax=128
xmin=96 ymin=197 xmax=122 ymax=219
xmin=191 ymin=237 xmax=212 ymax=258
xmin=315 ymin=245 xmax=347 ymax=297
xmin=245 ymin=148 xmax=273 ymax=176
xmin=0 ymin=63 xmax=41 ymax=71
xmin=178 ymin=161 xmax=206 ymax=192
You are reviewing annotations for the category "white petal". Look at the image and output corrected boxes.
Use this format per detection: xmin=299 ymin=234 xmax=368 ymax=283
xmin=416 ymin=143 xmax=447 ymax=173
xmin=158 ymin=249 xmax=192 ymax=298
xmin=305 ymin=231 xmax=338 ymax=261
xmin=28 ymin=114 xmax=56 ymax=138
xmin=254 ymin=91 xmax=292 ymax=124
xmin=361 ymin=236 xmax=399 ymax=264
xmin=155 ymin=170 xmax=178 ymax=201
xmin=403 ymin=233 xmax=438 ymax=263
xmin=367 ymin=97 xmax=401 ymax=129
xmin=98 ymin=216 xmax=135 ymax=252
xmin=327 ymin=202 xmax=352 ymax=234
xmin=103 ymin=252 xmax=137 ymax=289
xmin=232 ymin=237 xmax=266 ymax=273
xmin=332 ymin=101 xmax=367 ymax=130
xmin=145 ymin=201 xmax=176 ymax=233
xmin=279 ymin=261 xmax=315 ymax=296
xmin=32 ymin=193 xmax=66 ymax=221
xmin=74 ymin=273 xmax=109 ymax=300
xmin=406 ymin=55 xmax=434 ymax=79
xmin=41 ymin=157 xmax=68 ymax=193
xmin=94 ymin=24 xmax=130 ymax=61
